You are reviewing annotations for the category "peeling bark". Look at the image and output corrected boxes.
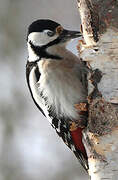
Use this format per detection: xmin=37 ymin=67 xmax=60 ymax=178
xmin=77 ymin=0 xmax=118 ymax=179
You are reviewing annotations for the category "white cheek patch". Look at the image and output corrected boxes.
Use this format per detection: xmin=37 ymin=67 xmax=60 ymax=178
xmin=28 ymin=32 xmax=58 ymax=46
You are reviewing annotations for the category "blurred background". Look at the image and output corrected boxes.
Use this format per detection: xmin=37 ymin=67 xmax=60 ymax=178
xmin=0 ymin=0 xmax=88 ymax=179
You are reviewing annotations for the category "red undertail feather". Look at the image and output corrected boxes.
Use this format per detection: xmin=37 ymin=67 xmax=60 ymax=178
xmin=70 ymin=126 xmax=87 ymax=157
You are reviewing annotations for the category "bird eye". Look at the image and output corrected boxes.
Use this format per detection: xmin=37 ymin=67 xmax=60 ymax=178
xmin=47 ymin=30 xmax=55 ymax=37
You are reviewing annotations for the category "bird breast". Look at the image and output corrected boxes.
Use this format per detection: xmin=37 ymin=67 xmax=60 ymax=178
xmin=38 ymin=58 xmax=87 ymax=120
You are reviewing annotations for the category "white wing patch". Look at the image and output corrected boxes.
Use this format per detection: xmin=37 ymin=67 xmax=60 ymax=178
xmin=29 ymin=67 xmax=53 ymax=124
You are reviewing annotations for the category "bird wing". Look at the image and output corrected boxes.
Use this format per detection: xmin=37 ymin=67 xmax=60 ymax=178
xmin=26 ymin=60 xmax=88 ymax=171
xmin=26 ymin=61 xmax=45 ymax=116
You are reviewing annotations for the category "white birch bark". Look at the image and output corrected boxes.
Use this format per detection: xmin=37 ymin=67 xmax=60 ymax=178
xmin=77 ymin=0 xmax=118 ymax=179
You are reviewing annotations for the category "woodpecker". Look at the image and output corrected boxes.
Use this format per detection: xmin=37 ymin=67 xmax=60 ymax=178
xmin=26 ymin=19 xmax=89 ymax=171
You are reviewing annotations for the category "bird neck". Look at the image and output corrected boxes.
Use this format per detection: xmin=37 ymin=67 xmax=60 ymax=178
xmin=46 ymin=43 xmax=67 ymax=58
xmin=27 ymin=41 xmax=65 ymax=62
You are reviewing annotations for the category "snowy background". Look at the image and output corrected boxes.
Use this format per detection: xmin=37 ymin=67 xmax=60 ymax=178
xmin=0 ymin=0 xmax=88 ymax=179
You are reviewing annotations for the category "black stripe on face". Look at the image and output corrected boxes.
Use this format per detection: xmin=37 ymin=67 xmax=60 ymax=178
xmin=29 ymin=40 xmax=62 ymax=60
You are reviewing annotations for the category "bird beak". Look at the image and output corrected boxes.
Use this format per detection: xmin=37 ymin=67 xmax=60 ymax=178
xmin=58 ymin=29 xmax=82 ymax=42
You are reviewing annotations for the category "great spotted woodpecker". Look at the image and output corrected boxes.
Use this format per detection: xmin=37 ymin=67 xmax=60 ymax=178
xmin=26 ymin=19 xmax=89 ymax=171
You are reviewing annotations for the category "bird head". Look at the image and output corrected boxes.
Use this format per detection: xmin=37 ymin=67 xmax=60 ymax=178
xmin=27 ymin=19 xmax=82 ymax=61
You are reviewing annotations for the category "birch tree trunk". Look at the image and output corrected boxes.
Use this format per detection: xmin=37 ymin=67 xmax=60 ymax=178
xmin=77 ymin=0 xmax=118 ymax=179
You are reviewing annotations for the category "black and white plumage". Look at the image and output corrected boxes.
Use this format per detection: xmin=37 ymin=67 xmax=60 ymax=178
xmin=26 ymin=19 xmax=89 ymax=171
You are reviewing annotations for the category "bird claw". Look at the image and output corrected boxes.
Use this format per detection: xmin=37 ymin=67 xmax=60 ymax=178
xmin=70 ymin=122 xmax=78 ymax=131
xmin=75 ymin=103 xmax=88 ymax=112
xmin=74 ymin=103 xmax=88 ymax=128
